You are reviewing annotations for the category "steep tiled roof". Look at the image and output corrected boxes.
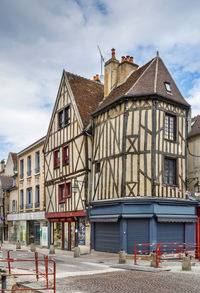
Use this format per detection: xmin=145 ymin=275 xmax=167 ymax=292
xmin=0 ymin=175 xmax=13 ymax=189
xmin=95 ymin=57 xmax=189 ymax=114
xmin=188 ymin=115 xmax=200 ymax=138
xmin=65 ymin=72 xmax=104 ymax=126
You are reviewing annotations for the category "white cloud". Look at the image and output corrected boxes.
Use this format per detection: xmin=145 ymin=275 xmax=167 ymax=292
xmin=187 ymin=78 xmax=200 ymax=117
xmin=0 ymin=0 xmax=200 ymax=159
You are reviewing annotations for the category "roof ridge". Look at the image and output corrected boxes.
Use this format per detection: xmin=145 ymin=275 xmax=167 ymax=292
xmin=192 ymin=114 xmax=200 ymax=120
xmin=64 ymin=70 xmax=103 ymax=87
xmin=126 ymin=58 xmax=156 ymax=96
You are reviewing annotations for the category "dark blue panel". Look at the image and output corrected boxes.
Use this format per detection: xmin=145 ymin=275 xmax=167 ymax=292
xmin=127 ymin=219 xmax=149 ymax=254
xmin=157 ymin=223 xmax=184 ymax=244
xmin=94 ymin=222 xmax=120 ymax=253
xmin=185 ymin=223 xmax=196 ymax=244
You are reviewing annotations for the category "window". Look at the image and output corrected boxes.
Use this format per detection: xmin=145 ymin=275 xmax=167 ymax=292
xmin=95 ymin=162 xmax=100 ymax=173
xmin=35 ymin=185 xmax=40 ymax=208
xmin=164 ymin=82 xmax=171 ymax=93
xmin=164 ymin=158 xmax=176 ymax=185
xmin=11 ymin=200 xmax=17 ymax=212
xmin=13 ymin=177 xmax=17 ymax=187
xmin=20 ymin=190 xmax=24 ymax=210
xmin=35 ymin=151 xmax=40 ymax=173
xmin=27 ymin=156 xmax=31 ymax=177
xmin=26 ymin=188 xmax=32 ymax=209
xmin=191 ymin=120 xmax=196 ymax=127
xmin=58 ymin=183 xmax=71 ymax=203
xmin=58 ymin=110 xmax=64 ymax=129
xmin=58 ymin=105 xmax=70 ymax=129
xmin=64 ymin=106 xmax=70 ymax=125
xmin=54 ymin=150 xmax=60 ymax=168
xmin=165 ymin=114 xmax=176 ymax=141
xmin=20 ymin=159 xmax=24 ymax=179
xmin=63 ymin=146 xmax=69 ymax=166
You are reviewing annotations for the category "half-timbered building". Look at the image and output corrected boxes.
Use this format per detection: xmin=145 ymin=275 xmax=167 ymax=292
xmin=89 ymin=49 xmax=197 ymax=253
xmin=43 ymin=72 xmax=103 ymax=250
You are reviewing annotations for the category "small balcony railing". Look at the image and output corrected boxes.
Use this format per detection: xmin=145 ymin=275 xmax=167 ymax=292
xmin=27 ymin=170 xmax=31 ymax=177
xmin=20 ymin=173 xmax=24 ymax=179
xmin=26 ymin=203 xmax=33 ymax=210
xmin=35 ymin=167 xmax=40 ymax=174
xmin=20 ymin=204 xmax=24 ymax=211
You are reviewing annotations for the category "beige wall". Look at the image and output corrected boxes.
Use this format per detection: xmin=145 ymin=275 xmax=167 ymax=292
xmin=188 ymin=135 xmax=200 ymax=195
xmin=18 ymin=139 xmax=45 ymax=213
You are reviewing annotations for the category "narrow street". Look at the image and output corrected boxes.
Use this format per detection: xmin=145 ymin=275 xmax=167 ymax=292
xmin=56 ymin=270 xmax=200 ymax=293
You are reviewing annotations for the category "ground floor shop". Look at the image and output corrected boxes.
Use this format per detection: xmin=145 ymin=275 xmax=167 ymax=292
xmin=46 ymin=211 xmax=90 ymax=250
xmin=7 ymin=211 xmax=48 ymax=246
xmin=90 ymin=198 xmax=198 ymax=254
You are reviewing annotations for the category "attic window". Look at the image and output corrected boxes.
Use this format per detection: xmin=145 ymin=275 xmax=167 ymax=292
xmin=164 ymin=82 xmax=171 ymax=93
xmin=191 ymin=120 xmax=196 ymax=127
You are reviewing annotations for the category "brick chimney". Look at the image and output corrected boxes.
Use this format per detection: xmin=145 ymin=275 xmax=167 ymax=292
xmin=104 ymin=48 xmax=119 ymax=97
xmin=1 ymin=159 xmax=5 ymax=173
xmin=117 ymin=55 xmax=139 ymax=86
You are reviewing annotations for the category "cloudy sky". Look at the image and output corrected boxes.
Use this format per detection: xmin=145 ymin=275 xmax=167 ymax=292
xmin=0 ymin=0 xmax=200 ymax=161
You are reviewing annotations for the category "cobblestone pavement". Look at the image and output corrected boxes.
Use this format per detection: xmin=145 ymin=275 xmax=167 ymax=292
xmin=56 ymin=270 xmax=200 ymax=293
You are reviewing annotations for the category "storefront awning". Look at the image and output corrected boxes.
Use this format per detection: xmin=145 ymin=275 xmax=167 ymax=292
xmin=90 ymin=215 xmax=119 ymax=223
xmin=157 ymin=215 xmax=198 ymax=223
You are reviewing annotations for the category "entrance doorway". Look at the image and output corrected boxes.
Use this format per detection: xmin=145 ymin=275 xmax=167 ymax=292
xmin=53 ymin=220 xmax=76 ymax=250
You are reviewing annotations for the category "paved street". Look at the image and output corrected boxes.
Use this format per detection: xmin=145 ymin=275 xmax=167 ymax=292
xmin=56 ymin=270 xmax=200 ymax=293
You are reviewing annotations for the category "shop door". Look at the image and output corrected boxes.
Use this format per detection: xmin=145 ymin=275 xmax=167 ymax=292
xmin=157 ymin=222 xmax=184 ymax=244
xmin=34 ymin=222 xmax=40 ymax=245
xmin=127 ymin=219 xmax=149 ymax=254
xmin=94 ymin=222 xmax=120 ymax=253
xmin=64 ymin=222 xmax=76 ymax=250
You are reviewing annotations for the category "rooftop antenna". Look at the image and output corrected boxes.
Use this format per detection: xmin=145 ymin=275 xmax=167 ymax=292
xmin=97 ymin=45 xmax=105 ymax=82
xmin=156 ymin=51 xmax=159 ymax=57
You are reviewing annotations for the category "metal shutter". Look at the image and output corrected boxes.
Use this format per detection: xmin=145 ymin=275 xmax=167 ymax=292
xmin=157 ymin=223 xmax=185 ymax=244
xmin=94 ymin=222 xmax=120 ymax=253
xmin=127 ymin=219 xmax=149 ymax=254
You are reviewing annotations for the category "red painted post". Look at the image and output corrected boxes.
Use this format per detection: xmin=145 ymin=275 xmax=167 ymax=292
xmin=7 ymin=250 xmax=11 ymax=275
xmin=53 ymin=260 xmax=56 ymax=293
xmin=134 ymin=245 xmax=137 ymax=265
xmin=44 ymin=255 xmax=49 ymax=288
xmin=35 ymin=252 xmax=39 ymax=281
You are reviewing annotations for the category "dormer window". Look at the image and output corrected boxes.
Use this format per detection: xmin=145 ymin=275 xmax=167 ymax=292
xmin=191 ymin=120 xmax=196 ymax=127
xmin=164 ymin=82 xmax=171 ymax=93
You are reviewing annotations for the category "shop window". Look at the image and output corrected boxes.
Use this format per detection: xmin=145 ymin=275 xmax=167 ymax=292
xmin=58 ymin=183 xmax=71 ymax=203
xmin=63 ymin=145 xmax=69 ymax=166
xmin=164 ymin=158 xmax=176 ymax=185
xmin=164 ymin=114 xmax=176 ymax=141
xmin=54 ymin=149 xmax=60 ymax=169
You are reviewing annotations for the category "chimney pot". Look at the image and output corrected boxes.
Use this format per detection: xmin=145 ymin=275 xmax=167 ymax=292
xmin=96 ymin=74 xmax=99 ymax=81
xmin=93 ymin=76 xmax=96 ymax=81
xmin=126 ymin=55 xmax=130 ymax=62
xmin=130 ymin=57 xmax=133 ymax=63
xmin=121 ymin=56 xmax=125 ymax=63
xmin=111 ymin=48 xmax=116 ymax=59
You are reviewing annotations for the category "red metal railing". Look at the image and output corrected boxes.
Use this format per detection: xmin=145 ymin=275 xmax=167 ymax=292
xmin=0 ymin=249 xmax=56 ymax=292
xmin=134 ymin=242 xmax=200 ymax=268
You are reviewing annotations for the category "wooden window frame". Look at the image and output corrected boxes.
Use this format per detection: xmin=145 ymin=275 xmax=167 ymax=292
xmin=57 ymin=105 xmax=71 ymax=130
xmin=164 ymin=113 xmax=176 ymax=142
xmin=164 ymin=157 xmax=177 ymax=186
xmin=63 ymin=145 xmax=69 ymax=166
xmin=58 ymin=182 xmax=71 ymax=204
xmin=95 ymin=162 xmax=100 ymax=173
xmin=54 ymin=149 xmax=60 ymax=169
xmin=164 ymin=82 xmax=171 ymax=93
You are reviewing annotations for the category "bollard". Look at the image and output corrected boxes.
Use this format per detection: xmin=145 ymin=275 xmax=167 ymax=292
xmin=30 ymin=243 xmax=36 ymax=252
xmin=182 ymin=256 xmax=191 ymax=271
xmin=16 ymin=240 xmax=21 ymax=249
xmin=0 ymin=269 xmax=7 ymax=293
xmin=119 ymin=249 xmax=126 ymax=264
xmin=74 ymin=247 xmax=80 ymax=258
xmin=49 ymin=244 xmax=55 ymax=255
xmin=150 ymin=253 xmax=158 ymax=268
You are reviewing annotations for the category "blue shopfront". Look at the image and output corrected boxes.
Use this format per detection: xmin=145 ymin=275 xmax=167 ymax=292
xmin=90 ymin=199 xmax=198 ymax=254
